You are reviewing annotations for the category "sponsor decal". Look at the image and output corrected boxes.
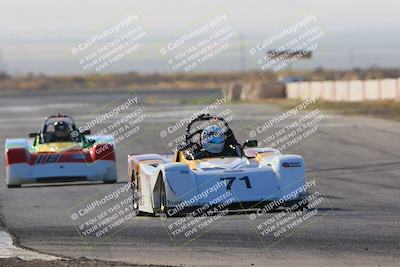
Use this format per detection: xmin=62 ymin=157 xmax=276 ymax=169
xmin=282 ymin=161 xmax=302 ymax=168
xmin=34 ymin=154 xmax=61 ymax=164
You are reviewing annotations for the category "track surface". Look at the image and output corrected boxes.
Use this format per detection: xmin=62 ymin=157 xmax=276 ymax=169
xmin=0 ymin=89 xmax=399 ymax=267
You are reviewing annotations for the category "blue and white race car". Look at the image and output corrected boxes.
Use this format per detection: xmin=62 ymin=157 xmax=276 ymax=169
xmin=128 ymin=114 xmax=308 ymax=216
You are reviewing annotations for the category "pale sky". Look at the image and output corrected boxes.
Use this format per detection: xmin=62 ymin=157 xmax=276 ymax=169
xmin=0 ymin=0 xmax=399 ymax=74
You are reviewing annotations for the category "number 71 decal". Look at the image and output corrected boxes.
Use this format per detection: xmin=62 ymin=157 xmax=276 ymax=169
xmin=220 ymin=176 xmax=252 ymax=190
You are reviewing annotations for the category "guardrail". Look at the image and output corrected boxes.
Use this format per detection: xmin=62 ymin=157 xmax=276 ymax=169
xmin=286 ymin=78 xmax=400 ymax=101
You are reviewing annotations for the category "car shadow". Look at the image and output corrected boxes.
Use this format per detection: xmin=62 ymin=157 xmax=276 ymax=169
xmin=15 ymin=180 xmax=127 ymax=188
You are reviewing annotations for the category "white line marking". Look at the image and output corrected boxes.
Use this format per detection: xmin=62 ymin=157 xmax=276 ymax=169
xmin=0 ymin=228 xmax=61 ymax=261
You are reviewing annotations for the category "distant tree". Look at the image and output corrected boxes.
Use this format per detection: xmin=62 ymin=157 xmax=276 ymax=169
xmin=0 ymin=71 xmax=10 ymax=80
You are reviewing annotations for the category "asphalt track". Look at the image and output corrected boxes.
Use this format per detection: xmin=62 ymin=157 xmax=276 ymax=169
xmin=0 ymin=89 xmax=399 ymax=267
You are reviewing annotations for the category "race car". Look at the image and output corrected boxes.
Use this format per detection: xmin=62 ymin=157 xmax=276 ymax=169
xmin=5 ymin=114 xmax=117 ymax=188
xmin=128 ymin=114 xmax=309 ymax=217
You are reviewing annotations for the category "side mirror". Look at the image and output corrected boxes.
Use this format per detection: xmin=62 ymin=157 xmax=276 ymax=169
xmin=243 ymin=140 xmax=258 ymax=148
xmin=29 ymin=132 xmax=39 ymax=138
xmin=242 ymin=140 xmax=258 ymax=158
xmin=82 ymin=130 xmax=91 ymax=135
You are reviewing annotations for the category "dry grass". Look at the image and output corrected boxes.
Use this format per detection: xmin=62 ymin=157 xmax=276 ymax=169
xmin=259 ymin=98 xmax=400 ymax=122
xmin=1 ymin=67 xmax=400 ymax=91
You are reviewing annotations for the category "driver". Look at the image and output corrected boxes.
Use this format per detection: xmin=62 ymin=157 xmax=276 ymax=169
xmin=190 ymin=124 xmax=234 ymax=159
xmin=201 ymin=125 xmax=225 ymax=155
xmin=53 ymin=121 xmax=72 ymax=142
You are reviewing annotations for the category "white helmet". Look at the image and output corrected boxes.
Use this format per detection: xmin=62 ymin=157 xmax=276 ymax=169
xmin=201 ymin=125 xmax=225 ymax=154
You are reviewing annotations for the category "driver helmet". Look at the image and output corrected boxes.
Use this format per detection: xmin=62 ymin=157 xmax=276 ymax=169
xmin=201 ymin=125 xmax=225 ymax=154
xmin=54 ymin=121 xmax=70 ymax=139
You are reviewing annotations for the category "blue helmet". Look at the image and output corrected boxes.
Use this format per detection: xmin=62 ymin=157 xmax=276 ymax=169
xmin=201 ymin=125 xmax=225 ymax=154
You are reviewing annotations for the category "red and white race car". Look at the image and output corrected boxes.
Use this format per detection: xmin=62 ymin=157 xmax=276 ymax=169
xmin=5 ymin=114 xmax=117 ymax=188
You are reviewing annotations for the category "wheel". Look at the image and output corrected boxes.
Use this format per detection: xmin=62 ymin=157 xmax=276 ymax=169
xmin=7 ymin=184 xmax=21 ymax=188
xmin=131 ymin=172 xmax=144 ymax=216
xmin=159 ymin=181 xmax=168 ymax=217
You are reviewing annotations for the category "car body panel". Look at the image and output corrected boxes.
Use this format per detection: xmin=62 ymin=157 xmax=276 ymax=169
xmin=129 ymin=148 xmax=307 ymax=215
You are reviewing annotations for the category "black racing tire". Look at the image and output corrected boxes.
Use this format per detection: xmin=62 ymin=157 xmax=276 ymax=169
xmin=131 ymin=172 xmax=145 ymax=216
xmin=159 ymin=181 xmax=169 ymax=218
xmin=7 ymin=184 xmax=21 ymax=188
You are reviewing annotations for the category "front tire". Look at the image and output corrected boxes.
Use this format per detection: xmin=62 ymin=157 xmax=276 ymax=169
xmin=159 ymin=181 xmax=168 ymax=217
xmin=131 ymin=172 xmax=144 ymax=216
